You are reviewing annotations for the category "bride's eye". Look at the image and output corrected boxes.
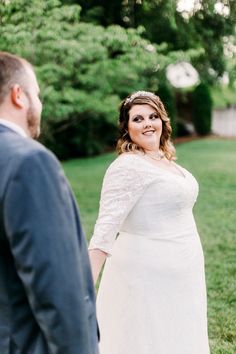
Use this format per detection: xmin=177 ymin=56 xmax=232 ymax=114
xmin=150 ymin=114 xmax=159 ymax=120
xmin=133 ymin=116 xmax=143 ymax=122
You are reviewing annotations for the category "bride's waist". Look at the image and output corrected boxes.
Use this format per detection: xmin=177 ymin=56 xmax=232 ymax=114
xmin=118 ymin=226 xmax=199 ymax=242
xmin=122 ymin=211 xmax=197 ymax=236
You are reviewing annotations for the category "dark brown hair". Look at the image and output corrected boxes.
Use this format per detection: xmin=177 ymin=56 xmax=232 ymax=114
xmin=116 ymin=92 xmax=176 ymax=160
xmin=0 ymin=52 xmax=32 ymax=104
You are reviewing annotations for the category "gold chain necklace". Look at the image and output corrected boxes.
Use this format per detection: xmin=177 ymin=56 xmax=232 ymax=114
xmin=144 ymin=151 xmax=165 ymax=161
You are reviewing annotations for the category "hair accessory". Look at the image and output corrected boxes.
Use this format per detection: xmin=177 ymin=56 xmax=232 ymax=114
xmin=124 ymin=91 xmax=156 ymax=105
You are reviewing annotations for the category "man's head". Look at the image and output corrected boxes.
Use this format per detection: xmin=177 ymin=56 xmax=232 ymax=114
xmin=0 ymin=52 xmax=42 ymax=138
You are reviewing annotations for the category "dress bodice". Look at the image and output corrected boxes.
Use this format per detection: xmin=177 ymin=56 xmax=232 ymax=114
xmin=89 ymin=153 xmax=199 ymax=255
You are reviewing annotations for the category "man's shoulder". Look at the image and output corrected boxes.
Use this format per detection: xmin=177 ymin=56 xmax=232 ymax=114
xmin=1 ymin=132 xmax=59 ymax=170
xmin=17 ymin=140 xmax=60 ymax=172
xmin=16 ymin=137 xmax=52 ymax=158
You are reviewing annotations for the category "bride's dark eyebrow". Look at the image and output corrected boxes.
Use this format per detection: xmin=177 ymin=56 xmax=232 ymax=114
xmin=130 ymin=112 xmax=159 ymax=120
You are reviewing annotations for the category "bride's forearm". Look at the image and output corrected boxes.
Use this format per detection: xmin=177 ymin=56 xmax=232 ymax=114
xmin=89 ymin=249 xmax=107 ymax=285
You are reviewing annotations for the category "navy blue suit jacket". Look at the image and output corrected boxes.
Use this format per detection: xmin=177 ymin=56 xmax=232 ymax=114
xmin=0 ymin=124 xmax=98 ymax=354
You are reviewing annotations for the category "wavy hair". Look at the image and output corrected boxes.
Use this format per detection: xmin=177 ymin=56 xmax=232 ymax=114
xmin=116 ymin=92 xmax=176 ymax=160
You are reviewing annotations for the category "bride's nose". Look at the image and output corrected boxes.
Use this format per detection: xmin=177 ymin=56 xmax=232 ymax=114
xmin=143 ymin=120 xmax=152 ymax=129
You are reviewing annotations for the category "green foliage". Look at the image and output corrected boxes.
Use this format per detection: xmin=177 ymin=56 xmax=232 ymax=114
xmin=0 ymin=0 xmax=200 ymax=157
xmin=43 ymin=113 xmax=118 ymax=159
xmin=211 ymin=85 xmax=236 ymax=109
xmin=192 ymin=83 xmax=213 ymax=135
xmin=226 ymin=42 xmax=236 ymax=87
xmin=70 ymin=0 xmax=236 ymax=82
xmin=157 ymin=82 xmax=177 ymax=137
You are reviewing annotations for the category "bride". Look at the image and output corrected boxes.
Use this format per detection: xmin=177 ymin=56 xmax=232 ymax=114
xmin=89 ymin=91 xmax=210 ymax=354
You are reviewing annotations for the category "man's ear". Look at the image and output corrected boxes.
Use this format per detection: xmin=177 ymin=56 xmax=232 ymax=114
xmin=11 ymin=84 xmax=25 ymax=108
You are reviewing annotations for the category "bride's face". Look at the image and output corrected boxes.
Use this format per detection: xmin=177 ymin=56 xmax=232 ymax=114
xmin=128 ymin=104 xmax=162 ymax=152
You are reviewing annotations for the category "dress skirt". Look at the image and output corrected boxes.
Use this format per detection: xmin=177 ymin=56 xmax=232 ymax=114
xmin=97 ymin=230 xmax=210 ymax=354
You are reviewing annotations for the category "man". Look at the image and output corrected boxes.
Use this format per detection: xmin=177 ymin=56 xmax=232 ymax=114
xmin=0 ymin=52 xmax=98 ymax=354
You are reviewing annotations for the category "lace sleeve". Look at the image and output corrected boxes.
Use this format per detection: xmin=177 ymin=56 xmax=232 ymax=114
xmin=88 ymin=154 xmax=156 ymax=255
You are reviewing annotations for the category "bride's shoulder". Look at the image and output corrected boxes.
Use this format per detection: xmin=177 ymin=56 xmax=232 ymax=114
xmin=109 ymin=152 xmax=141 ymax=169
xmin=103 ymin=153 xmax=140 ymax=176
xmin=104 ymin=152 xmax=161 ymax=186
xmin=104 ymin=152 xmax=154 ymax=183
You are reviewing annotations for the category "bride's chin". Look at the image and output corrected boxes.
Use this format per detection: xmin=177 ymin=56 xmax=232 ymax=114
xmin=142 ymin=143 xmax=160 ymax=152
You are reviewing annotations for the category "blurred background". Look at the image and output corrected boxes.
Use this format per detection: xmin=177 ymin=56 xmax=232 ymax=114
xmin=1 ymin=1 xmax=236 ymax=353
xmin=0 ymin=0 xmax=235 ymax=159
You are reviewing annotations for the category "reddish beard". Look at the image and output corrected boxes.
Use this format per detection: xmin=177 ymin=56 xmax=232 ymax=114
xmin=27 ymin=105 xmax=40 ymax=139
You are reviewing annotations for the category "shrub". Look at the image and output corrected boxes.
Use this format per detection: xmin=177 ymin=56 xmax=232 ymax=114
xmin=158 ymin=82 xmax=177 ymax=137
xmin=192 ymin=83 xmax=213 ymax=135
xmin=42 ymin=114 xmax=117 ymax=160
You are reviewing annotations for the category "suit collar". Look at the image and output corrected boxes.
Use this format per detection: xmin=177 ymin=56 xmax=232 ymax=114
xmin=0 ymin=119 xmax=27 ymax=138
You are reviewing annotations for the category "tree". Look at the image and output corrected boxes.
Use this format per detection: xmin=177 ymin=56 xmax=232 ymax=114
xmin=67 ymin=0 xmax=236 ymax=81
xmin=1 ymin=0 xmax=195 ymax=156
xmin=0 ymin=0 xmax=205 ymax=157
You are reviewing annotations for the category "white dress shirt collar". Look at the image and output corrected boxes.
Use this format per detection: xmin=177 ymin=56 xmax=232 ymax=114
xmin=0 ymin=119 xmax=28 ymax=138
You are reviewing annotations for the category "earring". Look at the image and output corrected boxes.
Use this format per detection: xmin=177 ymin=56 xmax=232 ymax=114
xmin=122 ymin=130 xmax=128 ymax=139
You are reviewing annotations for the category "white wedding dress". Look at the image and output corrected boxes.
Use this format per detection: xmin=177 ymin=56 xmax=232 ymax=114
xmin=89 ymin=153 xmax=210 ymax=354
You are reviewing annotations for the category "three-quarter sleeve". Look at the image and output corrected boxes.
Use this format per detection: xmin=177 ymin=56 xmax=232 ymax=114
xmin=88 ymin=154 xmax=156 ymax=255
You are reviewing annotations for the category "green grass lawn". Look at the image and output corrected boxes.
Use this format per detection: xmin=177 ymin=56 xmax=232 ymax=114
xmin=63 ymin=138 xmax=236 ymax=354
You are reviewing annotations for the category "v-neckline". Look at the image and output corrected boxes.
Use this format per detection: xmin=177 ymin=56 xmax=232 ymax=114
xmin=133 ymin=154 xmax=187 ymax=179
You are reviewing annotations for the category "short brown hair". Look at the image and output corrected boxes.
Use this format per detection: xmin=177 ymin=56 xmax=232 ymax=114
xmin=0 ymin=52 xmax=32 ymax=104
xmin=116 ymin=92 xmax=176 ymax=160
